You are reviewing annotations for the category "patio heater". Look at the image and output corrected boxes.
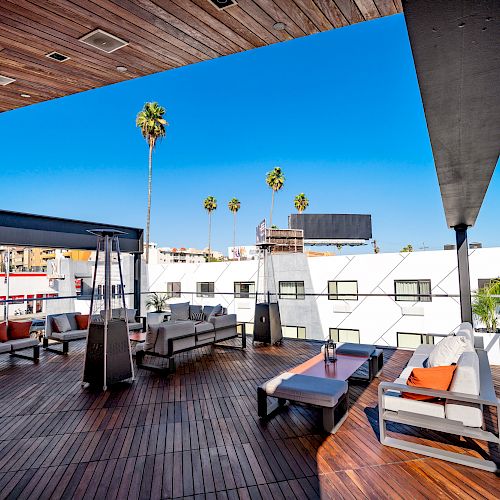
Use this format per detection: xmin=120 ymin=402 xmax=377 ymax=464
xmin=82 ymin=229 xmax=134 ymax=390
xmin=253 ymin=241 xmax=283 ymax=345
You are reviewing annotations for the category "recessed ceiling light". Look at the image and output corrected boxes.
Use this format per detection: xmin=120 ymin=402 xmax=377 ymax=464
xmin=207 ymin=0 xmax=238 ymax=10
xmin=79 ymin=29 xmax=129 ymax=53
xmin=0 ymin=75 xmax=16 ymax=86
xmin=273 ymin=22 xmax=287 ymax=31
xmin=116 ymin=66 xmax=127 ymax=72
xmin=20 ymin=94 xmax=31 ymax=98
xmin=46 ymin=51 xmax=70 ymax=62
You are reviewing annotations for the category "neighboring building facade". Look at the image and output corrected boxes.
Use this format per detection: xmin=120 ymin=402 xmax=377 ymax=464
xmin=147 ymin=248 xmax=500 ymax=363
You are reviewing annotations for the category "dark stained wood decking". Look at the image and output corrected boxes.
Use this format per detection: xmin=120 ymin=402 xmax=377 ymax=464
xmin=0 ymin=339 xmax=498 ymax=499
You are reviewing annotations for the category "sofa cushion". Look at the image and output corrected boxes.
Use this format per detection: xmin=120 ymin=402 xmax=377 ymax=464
xmin=209 ymin=314 xmax=236 ymax=330
xmin=0 ymin=322 xmax=7 ymax=342
xmin=205 ymin=304 xmax=223 ymax=321
xmin=53 ymin=315 xmax=72 ymax=333
xmin=383 ymin=391 xmax=446 ymax=419
xmin=445 ymin=351 xmax=482 ymax=427
xmin=154 ymin=321 xmax=195 ymax=355
xmin=336 ymin=343 xmax=375 ymax=357
xmin=50 ymin=330 xmax=87 ymax=341
xmin=194 ymin=321 xmax=214 ymax=334
xmin=196 ymin=331 xmax=215 ymax=345
xmin=67 ymin=313 xmax=79 ymax=332
xmin=170 ymin=302 xmax=190 ymax=321
xmin=428 ymin=335 xmax=470 ymax=367
xmin=121 ymin=308 xmax=137 ymax=322
xmin=75 ymin=314 xmax=89 ymax=330
xmin=403 ymin=365 xmax=456 ymax=400
xmin=8 ymin=321 xmax=32 ymax=340
xmin=261 ymin=373 xmax=348 ymax=408
xmin=128 ymin=321 xmax=143 ymax=331
xmin=6 ymin=338 xmax=39 ymax=350
xmin=455 ymin=322 xmax=474 ymax=347
xmin=144 ymin=323 xmax=160 ymax=350
xmin=0 ymin=342 xmax=11 ymax=353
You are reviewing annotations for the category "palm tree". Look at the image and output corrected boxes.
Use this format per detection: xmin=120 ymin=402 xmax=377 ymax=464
xmin=265 ymin=167 xmax=285 ymax=227
xmin=228 ymin=198 xmax=241 ymax=256
xmin=136 ymin=102 xmax=168 ymax=263
xmin=294 ymin=193 xmax=309 ymax=214
xmin=204 ymin=196 xmax=217 ymax=259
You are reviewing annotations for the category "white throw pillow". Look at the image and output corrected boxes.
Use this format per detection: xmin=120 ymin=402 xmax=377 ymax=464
xmin=53 ymin=314 xmax=72 ymax=333
xmin=428 ymin=335 xmax=470 ymax=367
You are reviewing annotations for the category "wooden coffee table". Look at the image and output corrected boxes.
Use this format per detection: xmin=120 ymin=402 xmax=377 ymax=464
xmin=290 ymin=353 xmax=369 ymax=381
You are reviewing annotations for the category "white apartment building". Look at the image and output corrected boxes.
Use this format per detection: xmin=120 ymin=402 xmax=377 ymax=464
xmin=147 ymin=247 xmax=500 ymax=363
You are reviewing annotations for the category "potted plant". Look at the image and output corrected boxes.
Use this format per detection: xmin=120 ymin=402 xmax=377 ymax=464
xmin=146 ymin=292 xmax=168 ymax=325
xmin=472 ymin=279 xmax=500 ymax=333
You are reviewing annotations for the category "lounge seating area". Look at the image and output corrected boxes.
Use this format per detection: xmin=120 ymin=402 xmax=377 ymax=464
xmin=137 ymin=302 xmax=238 ymax=372
xmin=0 ymin=337 xmax=498 ymax=498
xmin=0 ymin=320 xmax=40 ymax=362
xmin=379 ymin=322 xmax=499 ymax=472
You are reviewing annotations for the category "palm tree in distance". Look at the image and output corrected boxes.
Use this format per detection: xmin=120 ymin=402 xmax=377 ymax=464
xmin=294 ymin=193 xmax=309 ymax=214
xmin=204 ymin=196 xmax=217 ymax=260
xmin=228 ymin=198 xmax=241 ymax=257
xmin=136 ymin=102 xmax=168 ymax=263
xmin=266 ymin=167 xmax=285 ymax=227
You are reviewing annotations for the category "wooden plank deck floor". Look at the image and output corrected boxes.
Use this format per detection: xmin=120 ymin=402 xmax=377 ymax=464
xmin=0 ymin=339 xmax=498 ymax=499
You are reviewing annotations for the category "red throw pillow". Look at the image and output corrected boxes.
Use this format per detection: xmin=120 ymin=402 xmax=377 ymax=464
xmin=8 ymin=321 xmax=32 ymax=340
xmin=403 ymin=365 xmax=457 ymax=401
xmin=75 ymin=314 xmax=90 ymax=329
xmin=51 ymin=317 xmax=60 ymax=333
xmin=0 ymin=322 xmax=7 ymax=342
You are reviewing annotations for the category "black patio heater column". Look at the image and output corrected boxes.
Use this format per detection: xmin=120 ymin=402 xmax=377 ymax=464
xmin=82 ymin=229 xmax=134 ymax=390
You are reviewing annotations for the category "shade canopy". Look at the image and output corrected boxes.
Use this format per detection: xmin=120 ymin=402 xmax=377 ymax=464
xmin=403 ymin=0 xmax=500 ymax=228
xmin=0 ymin=209 xmax=143 ymax=253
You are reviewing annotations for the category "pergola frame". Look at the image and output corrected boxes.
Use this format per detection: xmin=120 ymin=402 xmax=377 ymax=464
xmin=0 ymin=209 xmax=144 ymax=313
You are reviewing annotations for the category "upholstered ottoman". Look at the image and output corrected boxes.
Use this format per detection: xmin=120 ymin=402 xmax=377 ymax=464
xmin=258 ymin=373 xmax=349 ymax=433
xmin=336 ymin=343 xmax=384 ymax=380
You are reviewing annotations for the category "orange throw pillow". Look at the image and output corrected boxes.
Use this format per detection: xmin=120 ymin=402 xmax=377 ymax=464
xmin=8 ymin=321 xmax=32 ymax=340
xmin=403 ymin=365 xmax=457 ymax=401
xmin=75 ymin=314 xmax=90 ymax=330
xmin=0 ymin=322 xmax=7 ymax=342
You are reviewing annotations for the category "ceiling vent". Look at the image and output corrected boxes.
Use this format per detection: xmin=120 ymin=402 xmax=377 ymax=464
xmin=207 ymin=0 xmax=238 ymax=10
xmin=46 ymin=51 xmax=70 ymax=62
xmin=0 ymin=75 xmax=16 ymax=86
xmin=79 ymin=29 xmax=129 ymax=53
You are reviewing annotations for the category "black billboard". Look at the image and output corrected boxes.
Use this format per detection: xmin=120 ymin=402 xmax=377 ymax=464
xmin=288 ymin=214 xmax=372 ymax=241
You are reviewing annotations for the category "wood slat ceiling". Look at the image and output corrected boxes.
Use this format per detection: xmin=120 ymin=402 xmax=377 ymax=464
xmin=0 ymin=0 xmax=402 ymax=113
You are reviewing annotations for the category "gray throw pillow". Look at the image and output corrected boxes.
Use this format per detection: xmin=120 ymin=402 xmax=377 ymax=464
xmin=203 ymin=305 xmax=214 ymax=319
xmin=124 ymin=308 xmax=137 ymax=322
xmin=53 ymin=314 xmax=72 ymax=333
xmin=205 ymin=304 xmax=223 ymax=322
xmin=144 ymin=324 xmax=160 ymax=350
xmin=170 ymin=302 xmax=190 ymax=321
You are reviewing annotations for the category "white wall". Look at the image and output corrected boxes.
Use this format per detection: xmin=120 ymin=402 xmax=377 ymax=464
xmin=146 ymin=247 xmax=500 ymax=364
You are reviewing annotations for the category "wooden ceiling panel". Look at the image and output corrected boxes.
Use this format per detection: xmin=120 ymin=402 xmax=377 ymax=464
xmin=0 ymin=0 xmax=402 ymax=112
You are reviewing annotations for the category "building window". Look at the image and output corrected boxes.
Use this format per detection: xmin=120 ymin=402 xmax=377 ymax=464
xmin=279 ymin=281 xmax=305 ymax=300
xmin=397 ymin=332 xmax=435 ymax=349
xmin=329 ymin=328 xmax=360 ymax=343
xmin=167 ymin=282 xmax=181 ymax=298
xmin=328 ymin=281 xmax=358 ymax=300
xmin=394 ymin=280 xmax=431 ymax=302
xmin=196 ymin=282 xmax=214 ymax=298
xmin=282 ymin=325 xmax=306 ymax=339
xmin=478 ymin=278 xmax=499 ymax=289
xmin=234 ymin=282 xmax=255 ymax=299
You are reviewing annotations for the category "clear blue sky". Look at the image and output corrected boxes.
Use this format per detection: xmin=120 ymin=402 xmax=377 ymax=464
xmin=0 ymin=13 xmax=498 ymax=254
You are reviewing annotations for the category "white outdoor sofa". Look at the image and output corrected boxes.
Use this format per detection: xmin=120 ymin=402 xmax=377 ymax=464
xmin=378 ymin=322 xmax=500 ymax=472
xmin=44 ymin=312 xmax=88 ymax=354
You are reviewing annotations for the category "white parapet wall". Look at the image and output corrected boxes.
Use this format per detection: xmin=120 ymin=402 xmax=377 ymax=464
xmin=146 ymin=247 xmax=500 ymax=364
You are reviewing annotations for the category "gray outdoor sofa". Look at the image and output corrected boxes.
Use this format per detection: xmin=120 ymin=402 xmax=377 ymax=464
xmin=378 ymin=322 xmax=500 ymax=472
xmin=0 ymin=328 xmax=40 ymax=362
xmin=136 ymin=302 xmax=238 ymax=373
xmin=45 ymin=308 xmax=143 ymax=354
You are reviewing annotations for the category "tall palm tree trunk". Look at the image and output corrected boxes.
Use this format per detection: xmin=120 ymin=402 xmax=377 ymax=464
xmin=270 ymin=190 xmax=275 ymax=227
xmin=233 ymin=212 xmax=236 ymax=255
xmin=208 ymin=212 xmax=212 ymax=259
xmin=145 ymin=141 xmax=153 ymax=263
